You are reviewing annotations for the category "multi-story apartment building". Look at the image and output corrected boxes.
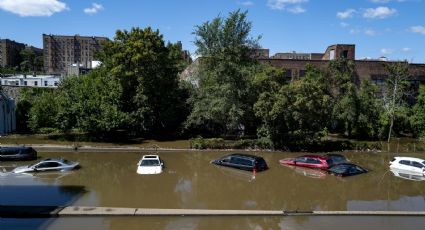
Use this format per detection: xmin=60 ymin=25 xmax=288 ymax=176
xmin=43 ymin=34 xmax=108 ymax=74
xmin=0 ymin=39 xmax=26 ymax=68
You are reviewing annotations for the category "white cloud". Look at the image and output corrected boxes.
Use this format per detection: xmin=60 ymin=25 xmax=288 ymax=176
xmin=363 ymin=7 xmax=397 ymax=19
xmin=0 ymin=0 xmax=67 ymax=17
xmin=381 ymin=48 xmax=394 ymax=55
xmin=238 ymin=1 xmax=254 ymax=6
xmin=401 ymin=47 xmax=411 ymax=52
xmin=340 ymin=22 xmax=349 ymax=28
xmin=288 ymin=6 xmax=305 ymax=14
xmin=267 ymin=0 xmax=308 ymax=13
xmin=409 ymin=25 xmax=425 ymax=35
xmin=84 ymin=3 xmax=104 ymax=15
xmin=364 ymin=28 xmax=376 ymax=36
xmin=349 ymin=28 xmax=361 ymax=34
xmin=337 ymin=9 xmax=356 ymax=19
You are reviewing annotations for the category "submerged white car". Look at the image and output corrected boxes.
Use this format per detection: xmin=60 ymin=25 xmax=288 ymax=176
xmin=389 ymin=157 xmax=425 ymax=175
xmin=137 ymin=155 xmax=163 ymax=175
xmin=12 ymin=158 xmax=80 ymax=174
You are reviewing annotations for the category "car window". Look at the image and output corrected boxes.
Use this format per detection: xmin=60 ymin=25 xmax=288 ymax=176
xmin=231 ymin=157 xmax=253 ymax=166
xmin=306 ymin=158 xmax=321 ymax=164
xmin=36 ymin=162 xmax=61 ymax=168
xmin=411 ymin=161 xmax=424 ymax=169
xmin=221 ymin=157 xmax=231 ymax=163
xmin=348 ymin=166 xmax=358 ymax=174
xmin=330 ymin=165 xmax=349 ymax=174
xmin=399 ymin=160 xmax=411 ymax=166
xmin=355 ymin=166 xmax=365 ymax=172
xmin=140 ymin=159 xmax=160 ymax=166
xmin=295 ymin=157 xmax=307 ymax=163
xmin=0 ymin=150 xmax=17 ymax=155
xmin=329 ymin=155 xmax=347 ymax=164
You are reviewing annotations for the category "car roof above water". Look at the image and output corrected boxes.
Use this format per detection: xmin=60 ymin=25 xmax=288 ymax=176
xmin=227 ymin=153 xmax=263 ymax=160
xmin=0 ymin=146 xmax=34 ymax=151
xmin=393 ymin=156 xmax=425 ymax=162
xmin=142 ymin=155 xmax=160 ymax=160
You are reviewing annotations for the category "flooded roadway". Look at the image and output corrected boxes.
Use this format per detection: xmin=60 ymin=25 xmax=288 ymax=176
xmin=2 ymin=150 xmax=425 ymax=229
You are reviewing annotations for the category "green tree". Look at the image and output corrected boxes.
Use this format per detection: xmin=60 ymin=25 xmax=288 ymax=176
xmin=186 ymin=10 xmax=260 ymax=135
xmin=355 ymin=80 xmax=381 ymax=139
xmin=254 ymin=65 xmax=332 ymax=148
xmin=15 ymin=88 xmax=51 ymax=132
xmin=55 ymin=69 xmax=127 ymax=135
xmin=410 ymin=86 xmax=425 ymax=137
xmin=327 ymin=59 xmax=358 ymax=136
xmin=381 ymin=62 xmax=410 ymax=142
xmin=28 ymin=90 xmax=59 ymax=132
xmin=20 ymin=47 xmax=43 ymax=73
xmin=98 ymin=27 xmax=189 ymax=136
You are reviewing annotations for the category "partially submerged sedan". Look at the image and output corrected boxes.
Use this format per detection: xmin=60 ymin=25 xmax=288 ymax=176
xmin=137 ymin=155 xmax=163 ymax=175
xmin=279 ymin=154 xmax=347 ymax=170
xmin=389 ymin=157 xmax=425 ymax=175
xmin=12 ymin=158 xmax=79 ymax=174
xmin=211 ymin=154 xmax=268 ymax=172
xmin=0 ymin=146 xmax=37 ymax=161
xmin=328 ymin=163 xmax=368 ymax=177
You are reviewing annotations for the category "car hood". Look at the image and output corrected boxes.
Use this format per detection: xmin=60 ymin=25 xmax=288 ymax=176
xmin=137 ymin=166 xmax=162 ymax=175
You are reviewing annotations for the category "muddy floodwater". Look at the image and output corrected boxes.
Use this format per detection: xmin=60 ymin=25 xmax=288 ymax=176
xmin=2 ymin=150 xmax=425 ymax=229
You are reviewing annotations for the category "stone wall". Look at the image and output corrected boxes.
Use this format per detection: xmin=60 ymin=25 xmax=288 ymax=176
xmin=1 ymin=85 xmax=23 ymax=102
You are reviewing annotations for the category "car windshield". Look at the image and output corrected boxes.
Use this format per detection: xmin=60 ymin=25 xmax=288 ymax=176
xmin=61 ymin=159 xmax=72 ymax=165
xmin=140 ymin=159 xmax=160 ymax=166
xmin=328 ymin=155 xmax=347 ymax=164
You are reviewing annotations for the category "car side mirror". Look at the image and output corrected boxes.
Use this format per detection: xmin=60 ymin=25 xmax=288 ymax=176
xmin=161 ymin=162 xmax=164 ymax=166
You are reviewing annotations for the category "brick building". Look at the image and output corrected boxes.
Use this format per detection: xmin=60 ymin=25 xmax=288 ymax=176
xmin=43 ymin=34 xmax=108 ymax=75
xmin=258 ymin=44 xmax=425 ymax=86
xmin=0 ymin=39 xmax=26 ymax=68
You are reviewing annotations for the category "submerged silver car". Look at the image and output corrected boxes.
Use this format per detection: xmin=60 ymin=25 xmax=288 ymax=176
xmin=12 ymin=158 xmax=80 ymax=174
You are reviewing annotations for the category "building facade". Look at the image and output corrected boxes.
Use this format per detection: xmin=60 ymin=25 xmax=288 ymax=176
xmin=0 ymin=39 xmax=26 ymax=68
xmin=43 ymin=34 xmax=108 ymax=74
xmin=258 ymin=44 xmax=425 ymax=85
xmin=0 ymin=90 xmax=16 ymax=135
xmin=1 ymin=74 xmax=62 ymax=87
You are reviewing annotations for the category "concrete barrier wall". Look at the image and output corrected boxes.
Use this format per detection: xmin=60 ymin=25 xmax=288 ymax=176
xmin=2 ymin=206 xmax=425 ymax=218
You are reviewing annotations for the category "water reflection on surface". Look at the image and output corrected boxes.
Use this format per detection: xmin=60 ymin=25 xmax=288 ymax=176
xmin=2 ymin=150 xmax=425 ymax=229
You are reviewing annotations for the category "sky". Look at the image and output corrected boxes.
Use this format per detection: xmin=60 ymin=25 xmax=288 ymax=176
xmin=0 ymin=0 xmax=424 ymax=63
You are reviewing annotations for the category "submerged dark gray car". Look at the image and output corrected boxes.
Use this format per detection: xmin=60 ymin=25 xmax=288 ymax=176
xmin=211 ymin=154 xmax=268 ymax=172
xmin=0 ymin=146 xmax=37 ymax=161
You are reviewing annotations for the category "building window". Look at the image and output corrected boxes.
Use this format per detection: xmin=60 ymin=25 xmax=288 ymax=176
xmin=34 ymin=81 xmax=38 ymax=86
xmin=330 ymin=49 xmax=335 ymax=60
xmin=44 ymin=81 xmax=48 ymax=86
xmin=24 ymin=81 xmax=27 ymax=86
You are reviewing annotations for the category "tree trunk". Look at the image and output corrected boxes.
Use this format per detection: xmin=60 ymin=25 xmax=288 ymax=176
xmin=387 ymin=115 xmax=394 ymax=143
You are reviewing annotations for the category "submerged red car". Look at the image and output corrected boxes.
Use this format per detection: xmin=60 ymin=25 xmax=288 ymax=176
xmin=279 ymin=154 xmax=347 ymax=170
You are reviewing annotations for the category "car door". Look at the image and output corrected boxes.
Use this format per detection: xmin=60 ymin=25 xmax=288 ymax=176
xmin=305 ymin=158 xmax=322 ymax=169
xmin=398 ymin=160 xmax=413 ymax=172
xmin=411 ymin=161 xmax=425 ymax=174
xmin=35 ymin=162 xmax=62 ymax=172
xmin=294 ymin=157 xmax=308 ymax=167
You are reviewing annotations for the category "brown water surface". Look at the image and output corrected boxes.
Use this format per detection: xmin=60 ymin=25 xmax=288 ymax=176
xmin=2 ymin=150 xmax=425 ymax=229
